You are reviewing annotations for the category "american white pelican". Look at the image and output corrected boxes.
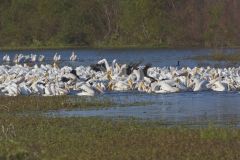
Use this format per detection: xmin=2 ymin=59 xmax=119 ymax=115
xmin=70 ymin=51 xmax=77 ymax=61
xmin=3 ymin=54 xmax=10 ymax=62
xmin=30 ymin=54 xmax=37 ymax=62
xmin=77 ymin=84 xmax=95 ymax=96
xmin=151 ymin=81 xmax=180 ymax=93
xmin=38 ymin=55 xmax=45 ymax=62
xmin=0 ymin=57 xmax=240 ymax=96
xmin=192 ymin=79 xmax=209 ymax=92
xmin=98 ymin=59 xmax=111 ymax=72
xmin=53 ymin=53 xmax=61 ymax=62
xmin=210 ymin=81 xmax=227 ymax=92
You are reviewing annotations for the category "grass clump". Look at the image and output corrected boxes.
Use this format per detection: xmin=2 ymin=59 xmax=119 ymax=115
xmin=1 ymin=115 xmax=240 ymax=160
xmin=200 ymin=123 xmax=239 ymax=140
xmin=0 ymin=96 xmax=114 ymax=113
xmin=0 ymin=96 xmax=154 ymax=113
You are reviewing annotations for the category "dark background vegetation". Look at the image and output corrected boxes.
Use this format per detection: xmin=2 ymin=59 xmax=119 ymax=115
xmin=0 ymin=0 xmax=239 ymax=48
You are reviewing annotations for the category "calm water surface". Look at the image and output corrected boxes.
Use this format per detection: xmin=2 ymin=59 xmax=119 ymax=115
xmin=1 ymin=48 xmax=239 ymax=67
xmin=47 ymin=91 xmax=240 ymax=126
xmin=1 ymin=48 xmax=240 ymax=125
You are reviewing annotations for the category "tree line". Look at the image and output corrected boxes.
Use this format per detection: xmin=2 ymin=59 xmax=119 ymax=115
xmin=0 ymin=0 xmax=239 ymax=48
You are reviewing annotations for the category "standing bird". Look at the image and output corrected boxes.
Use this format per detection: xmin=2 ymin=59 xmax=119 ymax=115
xmin=70 ymin=51 xmax=77 ymax=61
xmin=53 ymin=53 xmax=61 ymax=62
xmin=176 ymin=61 xmax=180 ymax=68
xmin=3 ymin=54 xmax=10 ymax=62
xmin=30 ymin=54 xmax=37 ymax=63
xmin=38 ymin=55 xmax=45 ymax=62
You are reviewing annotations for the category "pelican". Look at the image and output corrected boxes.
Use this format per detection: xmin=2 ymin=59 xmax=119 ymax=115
xmin=31 ymin=81 xmax=45 ymax=95
xmin=0 ymin=57 xmax=240 ymax=96
xmin=98 ymin=59 xmax=111 ymax=72
xmin=61 ymin=69 xmax=79 ymax=84
xmin=210 ymin=81 xmax=227 ymax=92
xmin=3 ymin=54 xmax=10 ymax=62
xmin=53 ymin=53 xmax=61 ymax=62
xmin=77 ymin=84 xmax=95 ymax=96
xmin=44 ymin=83 xmax=52 ymax=96
xmin=38 ymin=55 xmax=45 ymax=62
xmin=192 ymin=78 xmax=209 ymax=92
xmin=151 ymin=81 xmax=180 ymax=93
xmin=13 ymin=54 xmax=19 ymax=63
xmin=19 ymin=83 xmax=32 ymax=95
xmin=30 ymin=54 xmax=37 ymax=62
xmin=70 ymin=51 xmax=77 ymax=61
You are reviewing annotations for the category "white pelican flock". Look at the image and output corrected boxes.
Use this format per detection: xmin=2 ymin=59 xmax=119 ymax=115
xmin=1 ymin=53 xmax=240 ymax=96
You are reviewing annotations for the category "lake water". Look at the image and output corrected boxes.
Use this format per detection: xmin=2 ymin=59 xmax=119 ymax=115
xmin=1 ymin=48 xmax=239 ymax=67
xmin=1 ymin=48 xmax=240 ymax=126
xmin=47 ymin=91 xmax=240 ymax=127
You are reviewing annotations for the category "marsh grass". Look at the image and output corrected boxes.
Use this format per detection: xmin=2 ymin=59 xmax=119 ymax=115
xmin=1 ymin=115 xmax=240 ymax=160
xmin=1 ymin=96 xmax=239 ymax=159
xmin=0 ymin=96 xmax=114 ymax=113
xmin=0 ymin=96 xmax=153 ymax=114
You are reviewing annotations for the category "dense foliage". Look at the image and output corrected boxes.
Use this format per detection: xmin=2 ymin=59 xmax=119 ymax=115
xmin=0 ymin=0 xmax=239 ymax=48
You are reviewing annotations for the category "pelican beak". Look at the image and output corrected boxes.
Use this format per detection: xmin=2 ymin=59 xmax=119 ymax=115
xmin=107 ymin=82 xmax=113 ymax=90
xmin=53 ymin=62 xmax=59 ymax=69
xmin=96 ymin=85 xmax=104 ymax=94
xmin=196 ymin=67 xmax=200 ymax=72
xmin=128 ymin=79 xmax=133 ymax=89
xmin=116 ymin=63 xmax=120 ymax=70
xmin=44 ymin=77 xmax=48 ymax=83
xmin=140 ymin=82 xmax=145 ymax=90
xmin=107 ymin=72 xmax=112 ymax=81
xmin=33 ymin=77 xmax=38 ymax=83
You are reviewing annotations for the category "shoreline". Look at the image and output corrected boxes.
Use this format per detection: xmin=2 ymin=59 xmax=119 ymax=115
xmin=1 ymin=44 xmax=240 ymax=51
